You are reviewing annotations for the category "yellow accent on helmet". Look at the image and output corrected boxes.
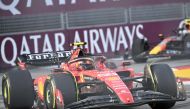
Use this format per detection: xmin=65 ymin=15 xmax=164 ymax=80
xmin=70 ymin=42 xmax=87 ymax=47
xmin=185 ymin=19 xmax=190 ymax=25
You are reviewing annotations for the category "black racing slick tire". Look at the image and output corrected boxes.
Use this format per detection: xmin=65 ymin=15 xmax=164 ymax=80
xmin=184 ymin=35 xmax=190 ymax=56
xmin=44 ymin=73 xmax=78 ymax=109
xmin=132 ymin=38 xmax=149 ymax=63
xmin=145 ymin=64 xmax=177 ymax=109
xmin=2 ymin=68 xmax=34 ymax=109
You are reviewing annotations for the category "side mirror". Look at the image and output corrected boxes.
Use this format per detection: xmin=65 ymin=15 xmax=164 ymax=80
xmin=122 ymin=61 xmax=131 ymax=66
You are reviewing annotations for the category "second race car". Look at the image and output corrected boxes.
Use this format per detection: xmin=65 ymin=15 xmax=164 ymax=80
xmin=131 ymin=18 xmax=190 ymax=63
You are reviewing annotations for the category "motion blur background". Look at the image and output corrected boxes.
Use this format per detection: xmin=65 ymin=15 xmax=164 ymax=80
xmin=0 ymin=0 xmax=190 ymax=69
xmin=1 ymin=0 xmax=190 ymax=109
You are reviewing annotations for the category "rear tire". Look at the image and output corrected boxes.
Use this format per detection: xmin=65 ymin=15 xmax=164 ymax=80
xmin=145 ymin=64 xmax=177 ymax=109
xmin=44 ymin=73 xmax=77 ymax=109
xmin=184 ymin=35 xmax=190 ymax=58
xmin=2 ymin=68 xmax=34 ymax=109
xmin=132 ymin=38 xmax=148 ymax=63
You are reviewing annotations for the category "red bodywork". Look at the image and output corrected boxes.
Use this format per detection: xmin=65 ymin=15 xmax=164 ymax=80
xmin=31 ymin=47 xmax=135 ymax=105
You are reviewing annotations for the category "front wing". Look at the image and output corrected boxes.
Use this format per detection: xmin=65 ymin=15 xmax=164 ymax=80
xmin=136 ymin=51 xmax=188 ymax=60
xmin=66 ymin=90 xmax=186 ymax=109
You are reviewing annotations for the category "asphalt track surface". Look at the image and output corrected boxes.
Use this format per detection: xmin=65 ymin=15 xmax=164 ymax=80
xmin=0 ymin=57 xmax=190 ymax=109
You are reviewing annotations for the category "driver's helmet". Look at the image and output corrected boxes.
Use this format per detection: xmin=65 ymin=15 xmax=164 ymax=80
xmin=184 ymin=19 xmax=190 ymax=30
xmin=178 ymin=19 xmax=190 ymax=36
xmin=76 ymin=59 xmax=94 ymax=70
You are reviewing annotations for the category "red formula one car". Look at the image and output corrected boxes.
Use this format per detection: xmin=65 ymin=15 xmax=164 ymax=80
xmin=2 ymin=42 xmax=186 ymax=109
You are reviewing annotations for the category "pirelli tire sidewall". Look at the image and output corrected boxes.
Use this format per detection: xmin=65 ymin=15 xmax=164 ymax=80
xmin=2 ymin=68 xmax=34 ymax=109
xmin=44 ymin=73 xmax=78 ymax=109
xmin=147 ymin=64 xmax=177 ymax=109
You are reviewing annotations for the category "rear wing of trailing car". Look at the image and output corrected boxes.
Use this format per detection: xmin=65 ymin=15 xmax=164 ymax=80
xmin=16 ymin=51 xmax=71 ymax=65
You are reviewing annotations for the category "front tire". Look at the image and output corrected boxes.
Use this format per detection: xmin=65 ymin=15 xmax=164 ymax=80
xmin=2 ymin=68 xmax=34 ymax=109
xmin=44 ymin=73 xmax=77 ymax=109
xmin=144 ymin=64 xmax=177 ymax=109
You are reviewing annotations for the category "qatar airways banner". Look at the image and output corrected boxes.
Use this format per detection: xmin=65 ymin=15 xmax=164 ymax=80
xmin=0 ymin=0 xmax=188 ymax=16
xmin=0 ymin=20 xmax=180 ymax=68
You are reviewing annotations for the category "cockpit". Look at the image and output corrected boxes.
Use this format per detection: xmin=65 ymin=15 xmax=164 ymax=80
xmin=68 ymin=55 xmax=108 ymax=71
xmin=68 ymin=58 xmax=95 ymax=71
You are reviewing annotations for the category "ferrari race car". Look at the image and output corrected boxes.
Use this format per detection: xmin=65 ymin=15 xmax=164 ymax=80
xmin=2 ymin=42 xmax=186 ymax=109
xmin=131 ymin=19 xmax=190 ymax=63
